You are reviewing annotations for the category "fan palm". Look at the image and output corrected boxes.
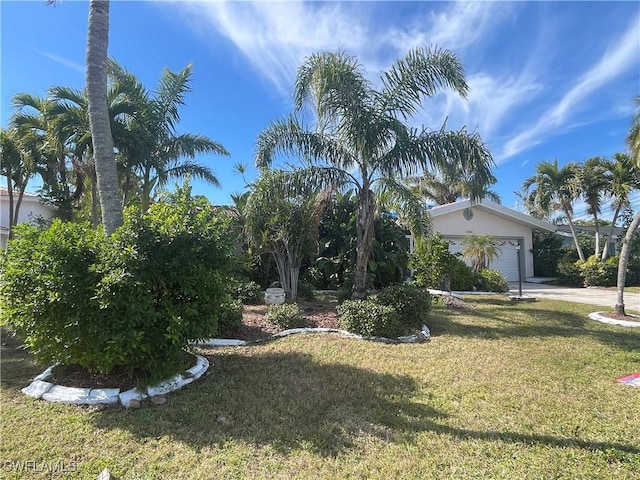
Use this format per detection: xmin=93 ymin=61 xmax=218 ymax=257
xmin=256 ymin=47 xmax=493 ymax=299
xmin=522 ymin=159 xmax=585 ymax=261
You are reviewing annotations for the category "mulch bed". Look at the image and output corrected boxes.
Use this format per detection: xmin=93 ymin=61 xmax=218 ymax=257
xmin=595 ymin=311 xmax=640 ymax=322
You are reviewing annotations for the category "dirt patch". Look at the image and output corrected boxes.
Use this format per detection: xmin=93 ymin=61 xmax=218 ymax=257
xmin=595 ymin=312 xmax=640 ymax=323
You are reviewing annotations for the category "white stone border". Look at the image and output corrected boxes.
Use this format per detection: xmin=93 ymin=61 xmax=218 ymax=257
xmin=196 ymin=325 xmax=431 ymax=347
xmin=588 ymin=312 xmax=640 ymax=328
xmin=22 ymin=325 xmax=431 ymax=407
xmin=22 ymin=354 xmax=209 ymax=408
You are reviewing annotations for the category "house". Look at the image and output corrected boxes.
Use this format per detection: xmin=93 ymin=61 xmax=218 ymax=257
xmin=424 ymin=199 xmax=557 ymax=281
xmin=0 ymin=188 xmax=57 ymax=249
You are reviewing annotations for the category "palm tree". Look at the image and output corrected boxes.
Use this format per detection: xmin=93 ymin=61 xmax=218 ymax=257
xmin=580 ymin=156 xmax=610 ymax=258
xmin=86 ymin=0 xmax=122 ymax=234
xmin=616 ymin=99 xmax=640 ymax=315
xmin=601 ymin=153 xmax=639 ymax=260
xmin=406 ymin=152 xmax=499 ymax=205
xmin=244 ymin=169 xmax=326 ymax=300
xmin=108 ymin=61 xmax=229 ymax=211
xmin=522 ymin=159 xmax=585 ymax=261
xmin=461 ymin=234 xmax=501 ymax=273
xmin=0 ymin=128 xmax=41 ymax=242
xmin=256 ymin=48 xmax=493 ymax=299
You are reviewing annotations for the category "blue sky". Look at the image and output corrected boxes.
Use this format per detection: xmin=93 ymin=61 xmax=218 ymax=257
xmin=2 ymin=1 xmax=639 ymax=220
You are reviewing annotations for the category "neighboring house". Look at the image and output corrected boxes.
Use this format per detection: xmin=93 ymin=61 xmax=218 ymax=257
xmin=0 ymin=188 xmax=57 ymax=249
xmin=423 ymin=199 xmax=557 ymax=281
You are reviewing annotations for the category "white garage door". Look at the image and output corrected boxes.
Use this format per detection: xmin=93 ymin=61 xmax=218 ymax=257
xmin=447 ymin=239 xmax=521 ymax=282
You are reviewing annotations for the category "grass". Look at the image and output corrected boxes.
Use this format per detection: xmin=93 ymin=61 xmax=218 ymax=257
xmin=2 ymin=296 xmax=639 ymax=479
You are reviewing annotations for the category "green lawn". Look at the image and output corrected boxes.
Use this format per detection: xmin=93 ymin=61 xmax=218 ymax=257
xmin=2 ymin=297 xmax=639 ymax=479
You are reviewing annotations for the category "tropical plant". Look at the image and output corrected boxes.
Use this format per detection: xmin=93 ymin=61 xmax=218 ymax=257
xmin=579 ymin=157 xmax=609 ymax=258
xmin=0 ymin=128 xmax=39 ymax=241
xmin=0 ymin=181 xmax=237 ymax=379
xmin=461 ymin=234 xmax=501 ymax=273
xmin=522 ymin=159 xmax=585 ymax=261
xmin=244 ymin=169 xmax=326 ymax=301
xmin=256 ymin=47 xmax=492 ymax=299
xmin=108 ymin=61 xmax=229 ymax=211
xmin=86 ymin=0 xmax=122 ymax=234
xmin=601 ymin=153 xmax=640 ymax=260
xmin=406 ymin=155 xmax=499 ymax=205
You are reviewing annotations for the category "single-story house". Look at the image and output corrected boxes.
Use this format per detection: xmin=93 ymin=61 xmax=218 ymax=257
xmin=0 ymin=188 xmax=57 ymax=249
xmin=421 ymin=199 xmax=557 ymax=281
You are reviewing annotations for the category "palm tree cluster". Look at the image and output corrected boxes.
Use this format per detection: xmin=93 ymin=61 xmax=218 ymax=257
xmin=522 ymin=154 xmax=639 ymax=262
xmin=2 ymin=60 xmax=228 ymax=233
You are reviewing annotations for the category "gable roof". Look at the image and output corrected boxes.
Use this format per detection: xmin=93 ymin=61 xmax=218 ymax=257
xmin=428 ymin=199 xmax=557 ymax=233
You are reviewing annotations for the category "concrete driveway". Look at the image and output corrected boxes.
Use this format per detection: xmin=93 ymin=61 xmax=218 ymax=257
xmin=508 ymin=282 xmax=640 ymax=310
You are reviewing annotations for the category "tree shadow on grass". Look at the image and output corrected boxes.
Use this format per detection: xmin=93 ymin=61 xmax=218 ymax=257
xmin=90 ymin=348 xmax=640 ymax=458
xmin=0 ymin=326 xmax=43 ymax=391
xmin=91 ymin=350 xmax=446 ymax=456
xmin=429 ymin=304 xmax=640 ymax=353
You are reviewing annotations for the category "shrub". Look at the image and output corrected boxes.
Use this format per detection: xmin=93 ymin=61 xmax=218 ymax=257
xmin=449 ymin=258 xmax=477 ymax=291
xmin=476 ymin=269 xmax=509 ymax=292
xmin=557 ymin=260 xmax=583 ymax=287
xmin=233 ymin=281 xmax=263 ymax=305
xmin=579 ymin=255 xmax=618 ymax=287
xmin=374 ymin=285 xmax=430 ymax=328
xmin=0 ymin=183 xmax=237 ymax=382
xmin=337 ymin=300 xmax=400 ymax=338
xmin=265 ymin=303 xmax=305 ymax=329
xmin=217 ymin=299 xmax=244 ymax=337
xmin=410 ymin=235 xmax=475 ymax=291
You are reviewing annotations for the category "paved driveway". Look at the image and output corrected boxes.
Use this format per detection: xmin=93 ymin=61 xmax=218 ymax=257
xmin=508 ymin=282 xmax=640 ymax=309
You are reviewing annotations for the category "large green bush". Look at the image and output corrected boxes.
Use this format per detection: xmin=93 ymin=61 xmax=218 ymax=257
xmin=217 ymin=299 xmax=244 ymax=337
xmin=374 ymin=285 xmax=430 ymax=328
xmin=579 ymin=255 xmax=619 ymax=287
xmin=410 ymin=234 xmax=475 ymax=291
xmin=338 ymin=284 xmax=430 ymax=337
xmin=0 ymin=184 xmax=237 ymax=381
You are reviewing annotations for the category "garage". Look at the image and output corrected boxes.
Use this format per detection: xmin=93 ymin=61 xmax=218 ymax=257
xmin=445 ymin=238 xmax=521 ymax=282
xmin=426 ymin=200 xmax=556 ymax=282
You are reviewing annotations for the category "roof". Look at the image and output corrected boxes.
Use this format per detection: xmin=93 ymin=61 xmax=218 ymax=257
xmin=428 ymin=199 xmax=557 ymax=233
xmin=0 ymin=188 xmax=41 ymax=198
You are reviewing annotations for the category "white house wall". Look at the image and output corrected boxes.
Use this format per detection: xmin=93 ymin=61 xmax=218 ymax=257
xmin=0 ymin=195 xmax=57 ymax=248
xmin=430 ymin=207 xmax=535 ymax=279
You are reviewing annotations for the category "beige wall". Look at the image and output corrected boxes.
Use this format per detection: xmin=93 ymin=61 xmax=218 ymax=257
xmin=430 ymin=207 xmax=535 ymax=278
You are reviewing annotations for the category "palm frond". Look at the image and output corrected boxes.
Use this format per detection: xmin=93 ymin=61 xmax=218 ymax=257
xmin=255 ymin=116 xmax=357 ymax=173
xmin=379 ymin=46 xmax=468 ymax=119
xmin=374 ymin=176 xmax=430 ymax=238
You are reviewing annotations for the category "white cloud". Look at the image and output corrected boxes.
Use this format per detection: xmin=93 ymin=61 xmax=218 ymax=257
xmin=499 ymin=15 xmax=640 ymax=161
xmin=174 ymin=1 xmax=371 ymax=96
xmin=36 ymin=50 xmax=84 ymax=74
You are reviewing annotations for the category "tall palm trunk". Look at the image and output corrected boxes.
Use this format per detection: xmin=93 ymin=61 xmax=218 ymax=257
xmin=6 ymin=177 xmax=14 ymax=242
xmin=615 ymin=210 xmax=640 ymax=315
xmin=602 ymin=205 xmax=624 ymax=261
xmin=353 ymin=185 xmax=375 ymax=300
xmin=564 ymin=208 xmax=585 ymax=261
xmin=86 ymin=0 xmax=122 ymax=234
